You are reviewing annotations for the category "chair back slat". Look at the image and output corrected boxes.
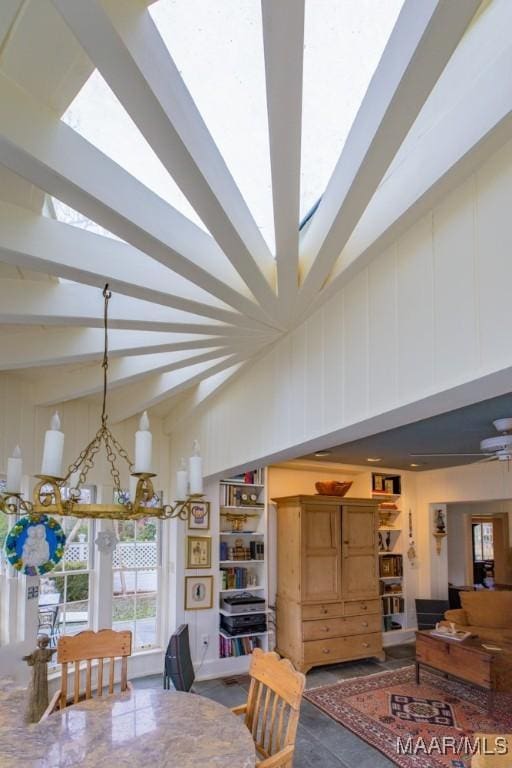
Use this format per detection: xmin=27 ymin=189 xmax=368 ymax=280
xmin=109 ymin=657 xmax=115 ymax=694
xmin=55 ymin=629 xmax=132 ymax=709
xmin=243 ymin=649 xmax=305 ymax=760
xmin=85 ymin=660 xmax=92 ymax=699
xmin=98 ymin=658 xmax=104 ymax=696
xmin=73 ymin=661 xmax=80 ymax=703
xmin=60 ymin=662 xmax=68 ymax=710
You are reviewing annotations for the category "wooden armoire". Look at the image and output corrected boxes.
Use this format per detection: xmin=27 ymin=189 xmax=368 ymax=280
xmin=274 ymin=495 xmax=383 ymax=673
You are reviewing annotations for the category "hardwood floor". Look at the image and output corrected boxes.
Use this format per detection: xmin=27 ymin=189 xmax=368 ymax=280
xmin=133 ymin=643 xmax=415 ymax=768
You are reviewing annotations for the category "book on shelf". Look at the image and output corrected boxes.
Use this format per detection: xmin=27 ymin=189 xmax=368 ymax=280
xmin=220 ymin=482 xmax=264 ymax=507
xmin=382 ymin=595 xmax=404 ymax=615
xmin=249 ymin=541 xmax=264 ymax=560
xmin=219 ymin=634 xmax=261 ymax=658
xmin=221 ymin=566 xmax=260 ymax=590
xmin=225 ymin=469 xmax=264 ymax=486
xmin=379 ymin=554 xmax=403 ymax=577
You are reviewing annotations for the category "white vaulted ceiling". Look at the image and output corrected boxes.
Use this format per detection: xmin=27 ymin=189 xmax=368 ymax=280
xmin=0 ymin=0 xmax=503 ymax=423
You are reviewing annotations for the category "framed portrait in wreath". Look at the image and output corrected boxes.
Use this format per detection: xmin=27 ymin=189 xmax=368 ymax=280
xmin=185 ymin=575 xmax=213 ymax=610
xmin=186 ymin=535 xmax=211 ymax=569
xmin=188 ymin=500 xmax=210 ymax=530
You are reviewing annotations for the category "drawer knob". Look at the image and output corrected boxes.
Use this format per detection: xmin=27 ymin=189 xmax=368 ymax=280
xmin=322 ymin=609 xmax=328 ymax=614
xmin=361 ymin=605 xmax=367 ymax=610
xmin=362 ymin=643 xmax=369 ymax=648
xmin=362 ymin=622 xmax=368 ymax=627
xmin=322 ymin=627 xmax=330 ymax=632
xmin=322 ymin=648 xmax=330 ymax=654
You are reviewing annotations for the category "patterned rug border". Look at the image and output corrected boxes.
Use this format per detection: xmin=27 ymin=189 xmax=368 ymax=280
xmin=303 ymin=665 xmax=511 ymax=768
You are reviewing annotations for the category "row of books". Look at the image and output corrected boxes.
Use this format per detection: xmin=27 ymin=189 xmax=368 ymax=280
xmin=219 ymin=634 xmax=261 ymax=658
xmin=227 ymin=469 xmax=264 ymax=485
xmin=379 ymin=554 xmax=403 ymax=577
xmin=221 ymin=567 xmax=255 ymax=590
xmin=219 ymin=542 xmax=264 ymax=561
xmin=220 ymin=483 xmax=264 ymax=507
xmin=382 ymin=595 xmax=404 ymax=615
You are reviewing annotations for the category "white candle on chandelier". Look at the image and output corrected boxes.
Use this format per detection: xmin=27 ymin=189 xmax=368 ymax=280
xmin=176 ymin=457 xmax=188 ymax=500
xmin=7 ymin=445 xmax=22 ymax=492
xmin=41 ymin=412 xmax=64 ymax=477
xmin=134 ymin=411 xmax=152 ymax=473
xmin=188 ymin=440 xmax=203 ymax=495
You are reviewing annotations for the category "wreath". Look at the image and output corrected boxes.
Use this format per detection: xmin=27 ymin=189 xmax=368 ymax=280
xmin=4 ymin=514 xmax=66 ymax=576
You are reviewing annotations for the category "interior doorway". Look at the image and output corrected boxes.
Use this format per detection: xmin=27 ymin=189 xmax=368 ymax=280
xmin=447 ymin=500 xmax=512 ymax=590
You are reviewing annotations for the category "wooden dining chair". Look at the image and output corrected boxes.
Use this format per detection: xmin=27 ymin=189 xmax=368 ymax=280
xmin=41 ymin=628 xmax=132 ymax=720
xmin=232 ymin=648 xmax=305 ymax=767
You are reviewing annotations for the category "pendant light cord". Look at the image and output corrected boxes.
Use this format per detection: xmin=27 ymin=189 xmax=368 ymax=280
xmin=102 ymin=284 xmax=112 ymax=425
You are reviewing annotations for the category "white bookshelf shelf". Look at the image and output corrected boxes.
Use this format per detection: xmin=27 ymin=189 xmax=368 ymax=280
xmin=219 ymin=532 xmax=264 ymax=536
xmin=220 ymin=559 xmax=265 ymax=565
xmin=219 ymin=587 xmax=265 ymax=593
xmin=220 ymin=480 xmax=265 ymax=488
xmin=220 ymin=505 xmax=264 ymax=511
xmin=219 ymin=629 xmax=268 ymax=640
xmin=219 ymin=608 xmax=268 ymax=617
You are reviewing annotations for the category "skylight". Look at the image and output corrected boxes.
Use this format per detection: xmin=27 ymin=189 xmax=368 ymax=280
xmin=150 ymin=0 xmax=274 ymax=252
xmin=300 ymin=0 xmax=404 ymax=219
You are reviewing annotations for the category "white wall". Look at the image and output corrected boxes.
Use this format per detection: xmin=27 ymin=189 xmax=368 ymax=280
xmin=170 ymin=137 xmax=512 ymax=486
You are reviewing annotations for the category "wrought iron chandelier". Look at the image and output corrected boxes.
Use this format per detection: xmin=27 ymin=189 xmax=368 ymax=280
xmin=0 ymin=285 xmax=203 ymax=521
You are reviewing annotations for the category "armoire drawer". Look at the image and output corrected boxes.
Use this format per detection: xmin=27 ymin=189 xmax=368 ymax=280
xmin=302 ymin=613 xmax=381 ymax=641
xmin=303 ymin=632 xmax=382 ymax=664
xmin=302 ymin=603 xmax=344 ymax=620
xmin=344 ymin=599 xmax=380 ymax=616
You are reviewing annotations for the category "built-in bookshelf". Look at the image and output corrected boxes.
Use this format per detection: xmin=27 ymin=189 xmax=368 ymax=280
xmin=372 ymin=472 xmax=409 ymax=640
xmin=217 ymin=468 xmax=268 ymax=663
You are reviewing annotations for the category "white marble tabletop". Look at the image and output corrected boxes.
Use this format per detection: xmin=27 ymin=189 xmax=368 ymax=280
xmin=0 ymin=684 xmax=256 ymax=768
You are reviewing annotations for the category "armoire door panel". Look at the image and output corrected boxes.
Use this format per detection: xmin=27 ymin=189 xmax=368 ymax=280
xmin=343 ymin=554 xmax=378 ymax=598
xmin=343 ymin=506 xmax=377 ymax=553
xmin=302 ymin=504 xmax=341 ymax=603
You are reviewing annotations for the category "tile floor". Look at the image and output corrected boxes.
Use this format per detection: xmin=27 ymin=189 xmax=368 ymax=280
xmin=133 ymin=643 xmax=415 ymax=768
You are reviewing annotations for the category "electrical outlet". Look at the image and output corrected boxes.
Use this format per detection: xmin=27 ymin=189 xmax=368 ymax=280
xmin=201 ymin=634 xmax=209 ymax=647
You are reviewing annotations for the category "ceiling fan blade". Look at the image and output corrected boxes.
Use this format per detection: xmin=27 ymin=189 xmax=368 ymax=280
xmin=410 ymin=453 xmax=492 ymax=457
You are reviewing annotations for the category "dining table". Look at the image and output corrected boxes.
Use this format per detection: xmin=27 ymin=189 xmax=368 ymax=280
xmin=0 ymin=681 xmax=256 ymax=768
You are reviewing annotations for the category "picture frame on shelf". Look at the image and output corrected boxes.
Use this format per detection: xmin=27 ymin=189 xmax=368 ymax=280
xmin=184 ymin=575 xmax=213 ymax=610
xmin=186 ymin=535 xmax=211 ymax=568
xmin=384 ymin=479 xmax=394 ymax=494
xmin=188 ymin=500 xmax=210 ymax=530
xmin=374 ymin=475 xmax=384 ymax=492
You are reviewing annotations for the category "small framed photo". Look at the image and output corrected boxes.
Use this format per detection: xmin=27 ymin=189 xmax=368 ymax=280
xmin=188 ymin=500 xmax=210 ymax=530
xmin=374 ymin=475 xmax=383 ymax=492
xmin=384 ymin=479 xmax=394 ymax=494
xmin=186 ymin=535 xmax=211 ymax=569
xmin=185 ymin=575 xmax=213 ymax=610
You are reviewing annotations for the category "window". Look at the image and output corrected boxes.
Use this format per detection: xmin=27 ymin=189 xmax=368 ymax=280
xmin=473 ymin=521 xmax=494 ymax=562
xmin=112 ymin=491 xmax=161 ymax=651
xmin=0 ymin=477 xmax=8 ymax=572
xmin=40 ymin=486 xmax=95 ymax=644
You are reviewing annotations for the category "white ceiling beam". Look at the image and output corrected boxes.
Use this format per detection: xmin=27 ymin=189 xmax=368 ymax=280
xmin=0 ymin=200 xmax=262 ymax=329
xmin=296 ymin=0 xmax=480 ymax=314
xmin=0 ymin=279 xmax=272 ymax=337
xmin=51 ymin=0 xmax=279 ymax=321
xmin=293 ymin=38 xmax=512 ymax=326
xmin=0 ymin=73 xmax=281 ymax=330
xmin=109 ymin=350 xmax=261 ymax=423
xmin=261 ymin=0 xmax=304 ymax=326
xmin=0 ymin=328 xmax=250 ymax=370
xmin=163 ymin=362 xmax=246 ymax=434
xmin=34 ymin=345 xmax=254 ymax=405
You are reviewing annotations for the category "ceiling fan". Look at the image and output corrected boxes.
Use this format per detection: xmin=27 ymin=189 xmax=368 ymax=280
xmin=411 ymin=418 xmax=512 ymax=463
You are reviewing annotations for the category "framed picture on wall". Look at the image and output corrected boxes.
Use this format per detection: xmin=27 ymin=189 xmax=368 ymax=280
xmin=188 ymin=501 xmax=210 ymax=530
xmin=186 ymin=535 xmax=211 ymax=568
xmin=185 ymin=575 xmax=213 ymax=610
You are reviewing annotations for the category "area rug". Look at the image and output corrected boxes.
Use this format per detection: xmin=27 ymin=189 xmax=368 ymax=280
xmin=304 ymin=666 xmax=512 ymax=768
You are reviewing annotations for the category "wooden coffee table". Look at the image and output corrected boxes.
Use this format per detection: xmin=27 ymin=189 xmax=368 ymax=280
xmin=415 ymin=630 xmax=512 ymax=714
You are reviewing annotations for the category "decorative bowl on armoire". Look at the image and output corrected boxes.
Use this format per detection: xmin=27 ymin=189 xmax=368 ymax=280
xmin=314 ymin=481 xmax=352 ymax=496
